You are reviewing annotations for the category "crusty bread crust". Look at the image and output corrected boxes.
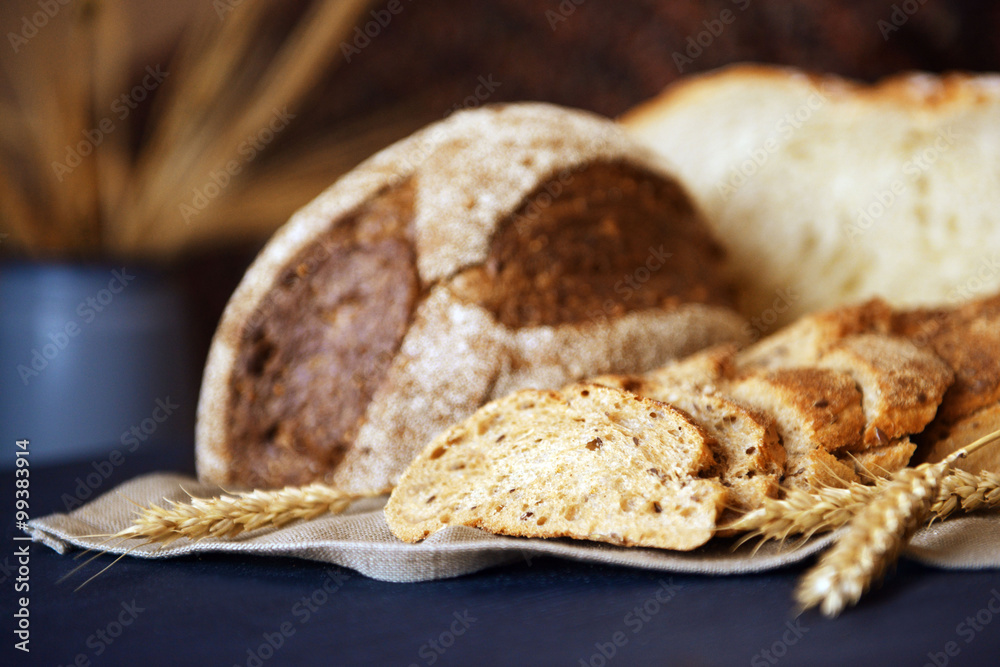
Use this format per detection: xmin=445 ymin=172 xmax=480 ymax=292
xmin=197 ymin=103 xmax=746 ymax=492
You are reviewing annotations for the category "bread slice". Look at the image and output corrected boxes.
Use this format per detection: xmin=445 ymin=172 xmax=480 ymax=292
xmin=894 ymin=293 xmax=1000 ymax=424
xmin=590 ymin=374 xmax=783 ymax=511
xmin=385 ymin=384 xmax=727 ymax=550
xmin=623 ymin=65 xmax=1000 ymax=324
xmin=644 ymin=343 xmax=737 ymax=390
xmin=916 ymin=403 xmax=1000 ymax=475
xmin=725 ymin=368 xmax=865 ymax=490
xmin=733 ymin=298 xmax=894 ymax=370
xmin=816 ymin=334 xmax=953 ymax=448
xmin=730 ymin=299 xmax=950 ymax=478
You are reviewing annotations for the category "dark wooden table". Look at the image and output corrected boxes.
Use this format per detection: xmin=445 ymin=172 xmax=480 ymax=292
xmin=5 ymin=442 xmax=999 ymax=667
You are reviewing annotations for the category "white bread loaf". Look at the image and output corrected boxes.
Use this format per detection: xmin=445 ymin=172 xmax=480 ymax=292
xmin=622 ymin=65 xmax=1000 ymax=326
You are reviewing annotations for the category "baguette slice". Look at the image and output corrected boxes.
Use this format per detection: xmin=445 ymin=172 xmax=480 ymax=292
xmin=894 ymin=293 xmax=1000 ymax=424
xmin=733 ymin=298 xmax=894 ymax=370
xmin=385 ymin=384 xmax=727 ymax=550
xmin=816 ymin=334 xmax=953 ymax=447
xmin=850 ymin=439 xmax=917 ymax=481
xmin=725 ymin=368 xmax=865 ymax=490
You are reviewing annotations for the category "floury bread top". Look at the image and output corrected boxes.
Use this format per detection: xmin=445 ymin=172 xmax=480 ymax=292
xmin=195 ymin=103 xmax=747 ymax=493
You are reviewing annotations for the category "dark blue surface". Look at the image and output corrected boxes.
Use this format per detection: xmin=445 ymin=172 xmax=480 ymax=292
xmin=3 ymin=443 xmax=1000 ymax=667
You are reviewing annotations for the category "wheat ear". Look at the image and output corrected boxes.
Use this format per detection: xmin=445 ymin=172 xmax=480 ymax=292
xmin=730 ymin=468 xmax=1000 ymax=545
xmin=114 ymin=483 xmax=386 ymax=546
xmin=795 ymin=431 xmax=1000 ymax=617
xmin=932 ymin=469 xmax=1000 ymax=520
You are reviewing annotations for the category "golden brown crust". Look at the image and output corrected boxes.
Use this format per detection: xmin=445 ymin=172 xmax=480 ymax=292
xmin=725 ymin=367 xmax=865 ymax=490
xmin=893 ymin=294 xmax=1000 ymax=424
xmin=623 ymin=64 xmax=1000 ymax=130
xmin=818 ymin=334 xmax=953 ymax=447
xmin=734 ymin=298 xmax=894 ymax=370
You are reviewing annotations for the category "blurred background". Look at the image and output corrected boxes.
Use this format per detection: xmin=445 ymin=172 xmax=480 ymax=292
xmin=2 ymin=0 xmax=998 ymax=467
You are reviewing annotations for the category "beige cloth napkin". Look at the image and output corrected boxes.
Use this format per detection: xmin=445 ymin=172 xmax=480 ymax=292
xmin=26 ymin=473 xmax=1000 ymax=582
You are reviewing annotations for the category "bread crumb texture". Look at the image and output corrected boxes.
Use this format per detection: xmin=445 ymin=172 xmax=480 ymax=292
xmin=624 ymin=65 xmax=1000 ymax=323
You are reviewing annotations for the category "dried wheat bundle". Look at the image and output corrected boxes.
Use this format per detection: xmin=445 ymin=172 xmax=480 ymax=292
xmin=794 ymin=430 xmax=1000 ymax=617
xmin=0 ymin=0 xmax=428 ymax=259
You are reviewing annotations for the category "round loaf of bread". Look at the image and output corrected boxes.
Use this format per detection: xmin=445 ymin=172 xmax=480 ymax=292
xmin=195 ymin=103 xmax=746 ymax=492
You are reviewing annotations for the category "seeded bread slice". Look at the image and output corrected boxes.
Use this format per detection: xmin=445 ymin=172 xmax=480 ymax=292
xmin=734 ymin=298 xmax=895 ymax=370
xmin=385 ymin=384 xmax=727 ymax=550
xmin=591 ymin=374 xmax=783 ymax=511
xmin=725 ymin=368 xmax=865 ymax=490
xmin=816 ymin=334 xmax=953 ymax=448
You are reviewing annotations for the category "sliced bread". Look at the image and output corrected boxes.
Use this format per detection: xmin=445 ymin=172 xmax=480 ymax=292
xmin=385 ymin=383 xmax=727 ymax=550
xmin=724 ymin=368 xmax=865 ymax=490
xmin=591 ymin=374 xmax=783 ymax=511
xmin=816 ymin=334 xmax=953 ymax=447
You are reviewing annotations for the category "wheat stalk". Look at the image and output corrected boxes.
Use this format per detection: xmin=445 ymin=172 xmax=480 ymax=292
xmin=730 ymin=468 xmax=1000 ymax=544
xmin=794 ymin=430 xmax=1000 ymax=617
xmin=794 ymin=461 xmax=948 ymax=617
xmin=113 ymin=483 xmax=385 ymax=546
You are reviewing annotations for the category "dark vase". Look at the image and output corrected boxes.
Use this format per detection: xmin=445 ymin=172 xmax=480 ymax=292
xmin=0 ymin=261 xmax=198 ymax=469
